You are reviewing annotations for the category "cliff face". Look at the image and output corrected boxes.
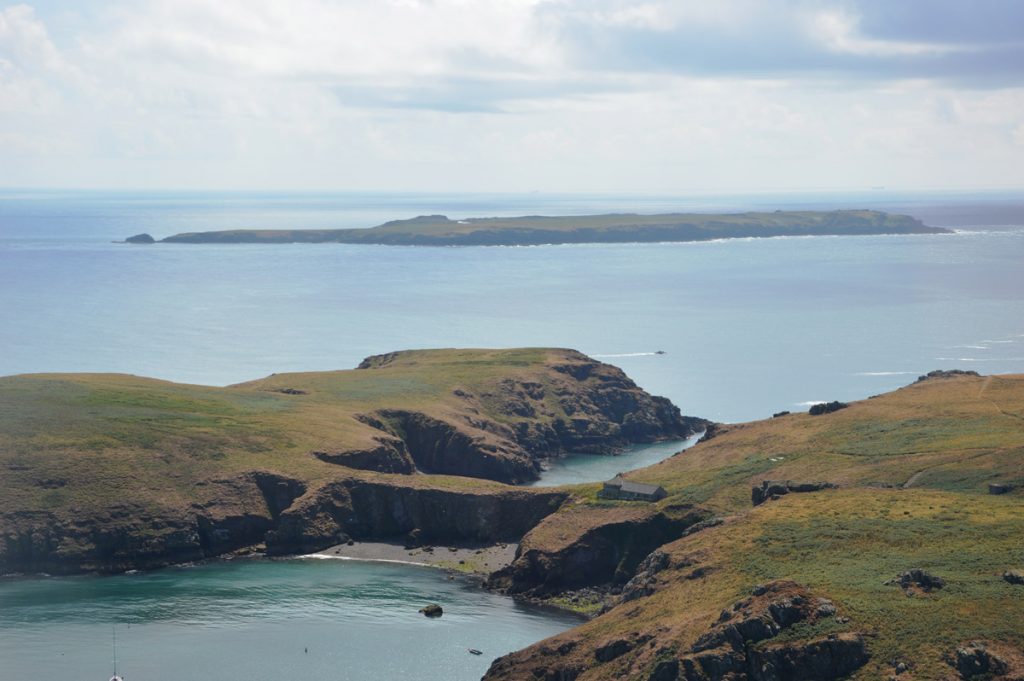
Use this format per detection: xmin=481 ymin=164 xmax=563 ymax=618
xmin=266 ymin=481 xmax=567 ymax=555
xmin=487 ymin=504 xmax=711 ymax=597
xmin=0 ymin=471 xmax=299 ymax=575
xmin=347 ymin=351 xmax=708 ymax=484
xmin=0 ymin=473 xmax=568 ymax=575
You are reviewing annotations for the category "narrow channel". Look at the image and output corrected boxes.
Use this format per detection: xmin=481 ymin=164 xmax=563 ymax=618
xmin=529 ymin=433 xmax=703 ymax=487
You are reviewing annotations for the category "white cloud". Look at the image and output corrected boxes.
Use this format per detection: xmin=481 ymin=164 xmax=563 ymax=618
xmin=0 ymin=1 xmax=1022 ymax=191
xmin=810 ymin=9 xmax=961 ymax=57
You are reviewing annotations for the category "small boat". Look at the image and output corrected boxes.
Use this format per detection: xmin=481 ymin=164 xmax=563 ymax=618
xmin=468 ymin=648 xmax=483 ymax=656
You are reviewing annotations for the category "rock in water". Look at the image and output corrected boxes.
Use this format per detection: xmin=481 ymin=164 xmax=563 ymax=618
xmin=125 ymin=233 xmax=155 ymax=244
xmin=419 ymin=603 xmax=443 ymax=618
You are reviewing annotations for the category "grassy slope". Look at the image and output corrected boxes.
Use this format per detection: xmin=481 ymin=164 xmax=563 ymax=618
xmin=533 ymin=489 xmax=1023 ymax=680
xmin=494 ymin=373 xmax=1024 ymax=679
xmin=0 ymin=348 xmax=596 ymax=516
xmin=159 ymin=210 xmax=945 ymax=244
xmin=629 ymin=373 xmax=1024 ymax=512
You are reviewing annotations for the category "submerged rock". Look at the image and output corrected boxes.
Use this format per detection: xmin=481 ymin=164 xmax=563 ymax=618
xmin=419 ymin=603 xmax=443 ymax=618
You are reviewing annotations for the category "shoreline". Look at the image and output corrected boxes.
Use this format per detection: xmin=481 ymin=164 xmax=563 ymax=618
xmin=306 ymin=539 xmax=519 ymax=576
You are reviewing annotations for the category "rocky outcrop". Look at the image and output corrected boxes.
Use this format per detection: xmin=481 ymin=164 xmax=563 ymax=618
xmin=371 ymin=409 xmax=540 ymax=482
xmin=484 ymin=581 xmax=866 ymax=681
xmin=619 ymin=549 xmax=672 ymax=602
xmin=888 ymin=568 xmax=945 ymax=594
xmin=487 ymin=504 xmax=710 ymax=597
xmin=615 ymin=520 xmax=725 ymax=605
xmin=312 ymin=436 xmax=415 ymax=474
xmin=949 ymin=642 xmax=1019 ymax=679
xmin=671 ymin=582 xmax=865 ymax=681
xmin=917 ymin=369 xmax=981 ymax=383
xmin=265 ymin=480 xmax=568 ymax=556
xmin=808 ymin=401 xmax=848 ymax=416
xmin=746 ymin=633 xmax=869 ymax=681
xmin=347 ymin=352 xmax=708 ymax=484
xmin=751 ymin=480 xmax=837 ymax=506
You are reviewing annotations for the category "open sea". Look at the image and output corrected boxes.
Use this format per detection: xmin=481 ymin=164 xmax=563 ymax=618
xmin=1 ymin=189 xmax=1022 ymax=679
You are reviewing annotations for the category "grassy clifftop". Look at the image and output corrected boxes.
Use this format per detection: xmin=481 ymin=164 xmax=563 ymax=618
xmin=157 ymin=210 xmax=948 ymax=246
xmin=484 ymin=372 xmax=1024 ymax=680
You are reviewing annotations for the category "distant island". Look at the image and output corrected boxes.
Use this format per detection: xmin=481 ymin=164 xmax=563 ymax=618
xmin=154 ymin=209 xmax=949 ymax=246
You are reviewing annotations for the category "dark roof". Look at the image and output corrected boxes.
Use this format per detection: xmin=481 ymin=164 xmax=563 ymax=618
xmin=604 ymin=477 xmax=665 ymax=496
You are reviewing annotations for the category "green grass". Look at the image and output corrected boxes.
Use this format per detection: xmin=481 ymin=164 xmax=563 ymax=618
xmin=487 ymin=374 xmax=1024 ymax=680
xmin=0 ymin=348 xmax=591 ymax=514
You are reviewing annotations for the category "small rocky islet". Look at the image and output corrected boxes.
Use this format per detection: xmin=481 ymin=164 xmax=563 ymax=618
xmin=1 ymin=350 xmax=1022 ymax=680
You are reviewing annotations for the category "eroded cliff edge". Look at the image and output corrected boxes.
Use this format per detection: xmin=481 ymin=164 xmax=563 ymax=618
xmin=0 ymin=348 xmax=705 ymax=574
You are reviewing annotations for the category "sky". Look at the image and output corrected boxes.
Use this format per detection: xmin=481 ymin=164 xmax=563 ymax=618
xmin=1 ymin=0 xmax=1022 ymax=193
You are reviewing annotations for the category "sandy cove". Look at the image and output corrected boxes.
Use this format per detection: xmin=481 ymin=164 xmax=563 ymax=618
xmin=307 ymin=540 xmax=519 ymax=576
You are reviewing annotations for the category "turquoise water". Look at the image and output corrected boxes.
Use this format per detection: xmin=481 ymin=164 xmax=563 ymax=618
xmin=0 ymin=558 xmax=581 ymax=680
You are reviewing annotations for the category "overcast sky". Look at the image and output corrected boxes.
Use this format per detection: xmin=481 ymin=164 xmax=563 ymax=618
xmin=1 ymin=0 xmax=1022 ymax=192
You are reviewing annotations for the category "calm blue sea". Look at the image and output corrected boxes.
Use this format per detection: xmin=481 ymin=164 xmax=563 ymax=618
xmin=2 ymin=189 xmax=1023 ymax=423
xmin=1 ymin=189 xmax=1023 ymax=679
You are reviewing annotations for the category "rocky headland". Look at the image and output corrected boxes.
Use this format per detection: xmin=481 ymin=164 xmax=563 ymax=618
xmin=2 ymin=357 xmax=1023 ymax=680
xmin=478 ymin=370 xmax=1024 ymax=680
xmin=0 ymin=348 xmax=704 ymax=575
